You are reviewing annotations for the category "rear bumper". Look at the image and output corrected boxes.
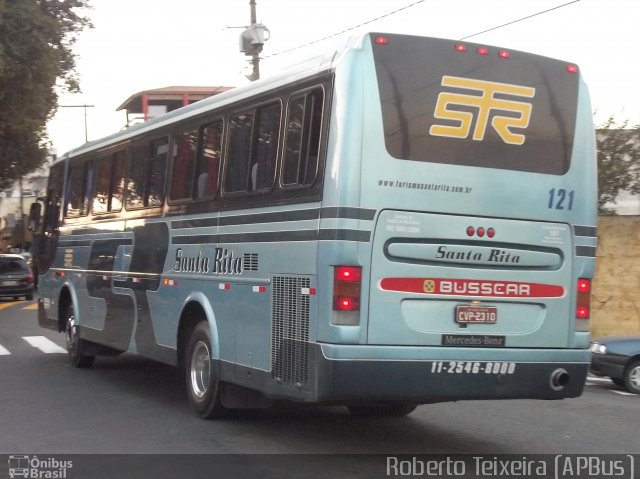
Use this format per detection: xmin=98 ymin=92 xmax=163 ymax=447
xmin=589 ymin=352 xmax=626 ymax=380
xmin=0 ymin=285 xmax=33 ymax=298
xmin=313 ymin=344 xmax=590 ymax=403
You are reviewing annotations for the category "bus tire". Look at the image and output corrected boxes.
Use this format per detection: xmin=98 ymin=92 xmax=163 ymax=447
xmin=63 ymin=303 xmax=95 ymax=369
xmin=185 ymin=321 xmax=226 ymax=419
xmin=347 ymin=403 xmax=417 ymax=417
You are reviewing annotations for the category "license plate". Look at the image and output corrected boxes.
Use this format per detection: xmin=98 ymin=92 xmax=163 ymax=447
xmin=456 ymin=305 xmax=497 ymax=324
xmin=1 ymin=280 xmax=19 ymax=286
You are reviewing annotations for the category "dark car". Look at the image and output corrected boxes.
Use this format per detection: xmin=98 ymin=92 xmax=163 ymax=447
xmin=0 ymin=254 xmax=34 ymax=301
xmin=590 ymin=336 xmax=640 ymax=394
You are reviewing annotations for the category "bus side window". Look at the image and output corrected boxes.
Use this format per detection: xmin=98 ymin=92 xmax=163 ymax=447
xmin=196 ymin=120 xmax=223 ymax=199
xmin=251 ymin=103 xmax=281 ymax=191
xmin=126 ymin=139 xmax=168 ymax=209
xmin=65 ymin=161 xmax=92 ymax=217
xmin=110 ymin=150 xmax=126 ymax=212
xmin=225 ymin=112 xmax=254 ymax=193
xmin=148 ymin=138 xmax=168 ymax=207
xmin=282 ymin=88 xmax=324 ymax=187
xmin=169 ymin=130 xmax=198 ymax=202
xmin=92 ymin=156 xmax=112 ymax=214
xmin=45 ymin=163 xmax=64 ymax=233
xmin=126 ymin=145 xmax=147 ymax=209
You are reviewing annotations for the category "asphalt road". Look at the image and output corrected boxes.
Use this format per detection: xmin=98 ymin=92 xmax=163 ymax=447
xmin=0 ymin=298 xmax=638 ymax=477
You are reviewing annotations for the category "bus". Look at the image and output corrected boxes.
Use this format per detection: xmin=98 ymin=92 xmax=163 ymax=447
xmin=30 ymin=32 xmax=597 ymax=418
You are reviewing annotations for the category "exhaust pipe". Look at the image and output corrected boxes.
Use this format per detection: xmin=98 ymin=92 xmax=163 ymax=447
xmin=549 ymin=368 xmax=570 ymax=391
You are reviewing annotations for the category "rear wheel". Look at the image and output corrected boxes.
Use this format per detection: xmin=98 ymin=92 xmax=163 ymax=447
xmin=347 ymin=403 xmax=417 ymax=417
xmin=624 ymin=360 xmax=640 ymax=394
xmin=63 ymin=303 xmax=95 ymax=368
xmin=185 ymin=321 xmax=226 ymax=419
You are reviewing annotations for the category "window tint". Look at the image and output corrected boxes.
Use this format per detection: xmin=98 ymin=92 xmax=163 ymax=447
xmin=224 ymin=102 xmax=281 ymax=194
xmin=45 ymin=163 xmax=64 ymax=234
xmin=126 ymin=139 xmax=168 ymax=209
xmin=225 ymin=112 xmax=254 ymax=193
xmin=126 ymin=145 xmax=147 ymax=209
xmin=169 ymin=130 xmax=198 ymax=201
xmin=65 ymin=161 xmax=92 ymax=217
xmin=111 ymin=150 xmax=126 ymax=212
xmin=196 ymin=120 xmax=223 ymax=199
xmin=283 ymin=88 xmax=323 ymax=187
xmin=93 ymin=156 xmax=112 ymax=213
xmin=252 ymin=103 xmax=280 ymax=191
xmin=92 ymin=151 xmax=127 ymax=214
xmin=0 ymin=258 xmax=27 ymax=274
xmin=148 ymin=138 xmax=168 ymax=207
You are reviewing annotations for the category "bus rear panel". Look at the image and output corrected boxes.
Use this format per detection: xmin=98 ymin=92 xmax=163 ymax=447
xmin=311 ymin=33 xmax=596 ymax=403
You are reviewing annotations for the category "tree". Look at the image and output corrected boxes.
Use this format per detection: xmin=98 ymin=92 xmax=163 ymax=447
xmin=0 ymin=0 xmax=92 ymax=190
xmin=596 ymin=116 xmax=640 ymax=214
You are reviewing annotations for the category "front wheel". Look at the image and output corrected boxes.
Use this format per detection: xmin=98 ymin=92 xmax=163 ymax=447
xmin=63 ymin=304 xmax=95 ymax=368
xmin=185 ymin=321 xmax=226 ymax=419
xmin=624 ymin=360 xmax=640 ymax=394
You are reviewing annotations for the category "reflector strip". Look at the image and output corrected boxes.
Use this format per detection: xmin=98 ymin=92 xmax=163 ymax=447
xmin=301 ymin=288 xmax=316 ymax=296
xmin=380 ymin=277 xmax=564 ymax=298
xmin=219 ymin=283 xmax=231 ymax=290
xmin=252 ymin=286 xmax=266 ymax=293
xmin=132 ymin=277 xmax=142 ymax=283
xmin=163 ymin=279 xmax=178 ymax=286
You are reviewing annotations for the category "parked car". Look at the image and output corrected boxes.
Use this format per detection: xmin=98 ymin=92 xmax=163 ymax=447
xmin=590 ymin=336 xmax=640 ymax=394
xmin=0 ymin=254 xmax=34 ymax=301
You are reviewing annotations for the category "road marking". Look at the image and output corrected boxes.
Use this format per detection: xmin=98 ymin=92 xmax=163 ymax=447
xmin=612 ymin=390 xmax=638 ymax=396
xmin=0 ymin=344 xmax=10 ymax=355
xmin=22 ymin=336 xmax=66 ymax=354
xmin=0 ymin=303 xmax=17 ymax=312
xmin=23 ymin=303 xmax=38 ymax=310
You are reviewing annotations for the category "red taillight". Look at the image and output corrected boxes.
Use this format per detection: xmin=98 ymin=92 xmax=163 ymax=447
xmin=334 ymin=266 xmax=362 ymax=282
xmin=498 ymin=50 xmax=510 ymax=59
xmin=566 ymin=64 xmax=578 ymax=74
xmin=576 ymin=278 xmax=591 ymax=319
xmin=27 ymin=270 xmax=34 ymax=284
xmin=477 ymin=47 xmax=489 ymax=56
xmin=333 ymin=266 xmax=361 ymax=312
xmin=375 ymin=35 xmax=389 ymax=45
xmin=455 ymin=44 xmax=467 ymax=53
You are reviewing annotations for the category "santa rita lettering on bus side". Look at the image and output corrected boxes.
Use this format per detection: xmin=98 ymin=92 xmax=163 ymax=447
xmin=174 ymin=248 xmax=243 ymax=275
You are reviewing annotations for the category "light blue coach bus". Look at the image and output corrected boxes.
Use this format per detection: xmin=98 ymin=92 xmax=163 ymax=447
xmin=31 ymin=33 xmax=597 ymax=418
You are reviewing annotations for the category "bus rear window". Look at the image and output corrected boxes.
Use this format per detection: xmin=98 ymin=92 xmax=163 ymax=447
xmin=371 ymin=34 xmax=579 ymax=175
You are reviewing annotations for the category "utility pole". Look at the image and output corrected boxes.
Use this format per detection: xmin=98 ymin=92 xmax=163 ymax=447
xmin=239 ymin=1 xmax=270 ymax=81
xmin=59 ymin=104 xmax=95 ymax=143
xmin=249 ymin=0 xmax=259 ymax=81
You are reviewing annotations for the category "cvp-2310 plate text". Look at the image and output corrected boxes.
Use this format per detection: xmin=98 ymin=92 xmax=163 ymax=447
xmin=456 ymin=305 xmax=497 ymax=324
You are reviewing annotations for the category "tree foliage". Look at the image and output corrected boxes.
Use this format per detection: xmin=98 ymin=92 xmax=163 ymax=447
xmin=0 ymin=0 xmax=92 ymax=190
xmin=596 ymin=117 xmax=640 ymax=214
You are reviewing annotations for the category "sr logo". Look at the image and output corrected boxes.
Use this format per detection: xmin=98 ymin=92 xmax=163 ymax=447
xmin=429 ymin=76 xmax=535 ymax=145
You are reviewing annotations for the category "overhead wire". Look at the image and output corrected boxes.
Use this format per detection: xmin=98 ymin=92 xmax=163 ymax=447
xmin=262 ymin=0 xmax=426 ymax=58
xmin=459 ymin=0 xmax=582 ymax=40
xmin=263 ymin=0 xmax=582 ymax=59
